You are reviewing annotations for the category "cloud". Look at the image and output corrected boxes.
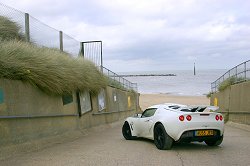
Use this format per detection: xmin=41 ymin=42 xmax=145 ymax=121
xmin=1 ymin=0 xmax=250 ymax=72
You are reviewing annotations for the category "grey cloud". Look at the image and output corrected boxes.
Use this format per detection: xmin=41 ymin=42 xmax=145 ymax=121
xmin=1 ymin=0 xmax=250 ymax=72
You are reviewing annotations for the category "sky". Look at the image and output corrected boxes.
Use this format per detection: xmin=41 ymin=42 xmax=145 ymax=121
xmin=1 ymin=0 xmax=250 ymax=72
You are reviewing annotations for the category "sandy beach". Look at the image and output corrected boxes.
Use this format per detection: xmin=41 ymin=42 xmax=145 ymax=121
xmin=139 ymin=94 xmax=210 ymax=111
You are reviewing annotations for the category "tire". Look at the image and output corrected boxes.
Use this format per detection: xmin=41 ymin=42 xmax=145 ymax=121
xmin=122 ymin=122 xmax=133 ymax=140
xmin=154 ymin=123 xmax=173 ymax=150
xmin=205 ymin=135 xmax=223 ymax=146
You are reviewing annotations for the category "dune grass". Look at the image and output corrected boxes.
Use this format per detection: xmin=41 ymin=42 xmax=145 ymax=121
xmin=0 ymin=16 xmax=25 ymax=41
xmin=206 ymin=92 xmax=212 ymax=98
xmin=0 ymin=41 xmax=108 ymax=95
xmin=108 ymin=78 xmax=126 ymax=90
xmin=218 ymin=76 xmax=246 ymax=92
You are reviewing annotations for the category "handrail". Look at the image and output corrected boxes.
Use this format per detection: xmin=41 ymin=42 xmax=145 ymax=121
xmin=102 ymin=66 xmax=138 ymax=91
xmin=211 ymin=60 xmax=250 ymax=92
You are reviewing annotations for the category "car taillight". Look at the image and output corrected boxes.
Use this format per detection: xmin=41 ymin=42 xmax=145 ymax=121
xmin=186 ymin=115 xmax=192 ymax=121
xmin=179 ymin=115 xmax=184 ymax=121
xmin=215 ymin=115 xmax=219 ymax=121
xmin=220 ymin=115 xmax=223 ymax=121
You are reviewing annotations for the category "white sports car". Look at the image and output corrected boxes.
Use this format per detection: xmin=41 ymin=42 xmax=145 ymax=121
xmin=122 ymin=103 xmax=224 ymax=150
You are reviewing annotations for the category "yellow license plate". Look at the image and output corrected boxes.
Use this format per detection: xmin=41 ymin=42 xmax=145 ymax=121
xmin=195 ymin=130 xmax=214 ymax=136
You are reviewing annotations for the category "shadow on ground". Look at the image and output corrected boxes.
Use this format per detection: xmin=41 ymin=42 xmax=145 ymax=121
xmin=126 ymin=137 xmax=221 ymax=151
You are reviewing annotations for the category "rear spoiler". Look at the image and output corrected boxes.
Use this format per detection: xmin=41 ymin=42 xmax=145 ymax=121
xmin=206 ymin=106 xmax=219 ymax=112
xmin=187 ymin=105 xmax=219 ymax=112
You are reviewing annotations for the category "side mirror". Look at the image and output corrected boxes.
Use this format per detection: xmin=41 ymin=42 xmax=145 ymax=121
xmin=133 ymin=113 xmax=142 ymax=118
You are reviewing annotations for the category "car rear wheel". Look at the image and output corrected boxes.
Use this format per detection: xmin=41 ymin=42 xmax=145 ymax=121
xmin=122 ymin=122 xmax=134 ymax=140
xmin=205 ymin=135 xmax=223 ymax=146
xmin=154 ymin=123 xmax=173 ymax=150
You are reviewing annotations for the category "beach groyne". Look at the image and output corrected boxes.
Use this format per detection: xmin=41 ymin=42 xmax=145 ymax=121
xmin=119 ymin=74 xmax=176 ymax=77
xmin=210 ymin=81 xmax=250 ymax=125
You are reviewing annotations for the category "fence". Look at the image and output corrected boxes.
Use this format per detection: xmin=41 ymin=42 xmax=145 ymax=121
xmin=0 ymin=2 xmax=137 ymax=91
xmin=102 ymin=67 xmax=138 ymax=91
xmin=211 ymin=60 xmax=250 ymax=92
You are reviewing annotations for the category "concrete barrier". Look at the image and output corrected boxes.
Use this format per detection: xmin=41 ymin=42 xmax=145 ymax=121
xmin=0 ymin=79 xmax=139 ymax=156
xmin=211 ymin=81 xmax=250 ymax=125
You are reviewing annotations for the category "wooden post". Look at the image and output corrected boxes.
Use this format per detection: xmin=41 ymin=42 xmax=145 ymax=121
xmin=80 ymin=42 xmax=84 ymax=58
xmin=59 ymin=31 xmax=63 ymax=51
xmin=25 ymin=13 xmax=30 ymax=42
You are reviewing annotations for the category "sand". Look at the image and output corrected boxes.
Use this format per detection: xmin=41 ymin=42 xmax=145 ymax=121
xmin=139 ymin=93 xmax=210 ymax=111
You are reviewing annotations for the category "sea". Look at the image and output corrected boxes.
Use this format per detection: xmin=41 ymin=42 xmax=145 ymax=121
xmin=119 ymin=69 xmax=227 ymax=96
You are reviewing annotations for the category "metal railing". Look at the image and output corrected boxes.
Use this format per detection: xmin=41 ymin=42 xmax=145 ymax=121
xmin=211 ymin=60 xmax=250 ymax=92
xmin=0 ymin=2 xmax=138 ymax=92
xmin=102 ymin=67 xmax=138 ymax=91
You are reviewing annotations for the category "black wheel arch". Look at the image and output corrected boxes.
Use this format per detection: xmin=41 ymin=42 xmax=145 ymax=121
xmin=154 ymin=122 xmax=164 ymax=131
xmin=124 ymin=121 xmax=131 ymax=129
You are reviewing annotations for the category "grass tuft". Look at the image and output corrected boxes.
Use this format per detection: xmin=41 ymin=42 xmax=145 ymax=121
xmin=206 ymin=92 xmax=212 ymax=98
xmin=218 ymin=76 xmax=245 ymax=92
xmin=0 ymin=16 xmax=25 ymax=41
xmin=0 ymin=41 xmax=108 ymax=95
xmin=108 ymin=78 xmax=126 ymax=90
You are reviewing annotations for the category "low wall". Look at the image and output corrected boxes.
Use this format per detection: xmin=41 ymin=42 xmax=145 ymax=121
xmin=0 ymin=79 xmax=139 ymax=152
xmin=211 ymin=81 xmax=250 ymax=125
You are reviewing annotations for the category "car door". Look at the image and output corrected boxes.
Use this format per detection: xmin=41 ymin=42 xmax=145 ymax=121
xmin=135 ymin=108 xmax=157 ymax=138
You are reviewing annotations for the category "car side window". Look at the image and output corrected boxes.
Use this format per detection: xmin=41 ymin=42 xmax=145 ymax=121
xmin=141 ymin=108 xmax=157 ymax=118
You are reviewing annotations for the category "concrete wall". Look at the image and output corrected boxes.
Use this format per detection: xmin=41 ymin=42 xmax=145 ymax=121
xmin=211 ymin=81 xmax=250 ymax=125
xmin=0 ymin=79 xmax=139 ymax=149
xmin=210 ymin=87 xmax=231 ymax=121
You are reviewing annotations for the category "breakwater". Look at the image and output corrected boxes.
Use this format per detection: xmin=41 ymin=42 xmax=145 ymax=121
xmin=119 ymin=74 xmax=176 ymax=77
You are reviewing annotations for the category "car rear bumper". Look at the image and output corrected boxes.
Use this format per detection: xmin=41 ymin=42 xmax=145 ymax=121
xmin=165 ymin=121 xmax=224 ymax=141
xmin=177 ymin=129 xmax=222 ymax=142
